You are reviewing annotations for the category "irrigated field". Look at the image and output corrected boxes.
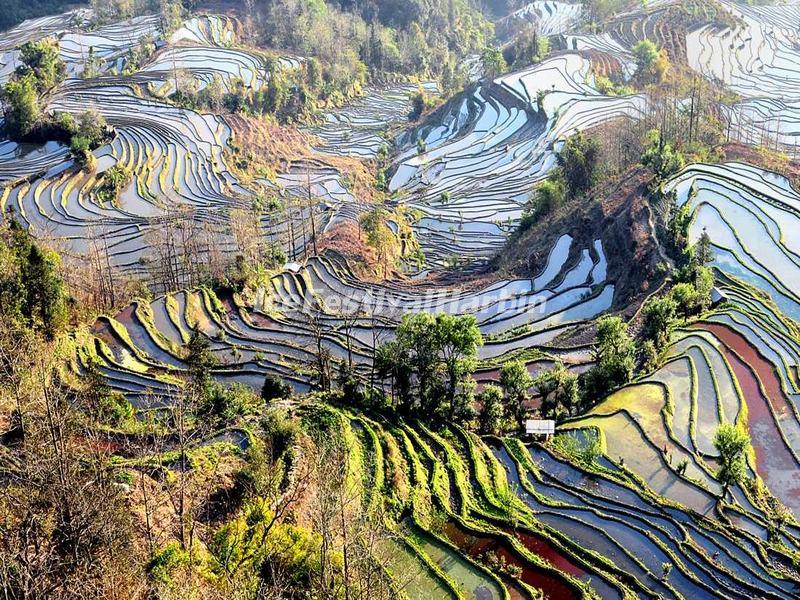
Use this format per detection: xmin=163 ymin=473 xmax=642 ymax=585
xmin=6 ymin=1 xmax=800 ymax=597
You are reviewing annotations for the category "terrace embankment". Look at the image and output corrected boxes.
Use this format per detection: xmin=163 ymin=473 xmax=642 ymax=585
xmin=698 ymin=322 xmax=800 ymax=518
xmin=225 ymin=113 xmax=379 ymax=201
xmin=495 ymin=166 xmax=662 ymax=314
xmin=722 ymin=143 xmax=800 ymax=190
xmin=607 ymin=0 xmax=740 ymax=65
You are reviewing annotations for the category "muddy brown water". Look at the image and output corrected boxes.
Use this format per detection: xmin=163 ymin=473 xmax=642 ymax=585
xmin=698 ymin=323 xmax=800 ymax=518
xmin=441 ymin=520 xmax=578 ymax=600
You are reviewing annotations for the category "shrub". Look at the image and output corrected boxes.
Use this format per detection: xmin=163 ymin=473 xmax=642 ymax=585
xmin=632 ymin=40 xmax=671 ymax=85
xmin=556 ymin=132 xmax=600 ymax=199
xmin=201 ymin=383 xmax=259 ymax=424
xmin=262 ymin=373 xmax=292 ymax=403
xmin=1 ymin=74 xmax=40 ymax=138
xmin=17 ymin=38 xmax=65 ymax=91
xmin=641 ymin=129 xmax=684 ymax=181
xmin=527 ymin=172 xmax=565 ymax=219
xmin=261 ymin=409 xmax=300 ymax=459
xmin=97 ymin=165 xmax=131 ymax=205
xmin=409 ymin=88 xmax=435 ymax=121
xmin=100 ymin=391 xmax=135 ymax=426
xmin=713 ymin=423 xmax=751 ymax=498
xmin=146 ymin=542 xmax=189 ymax=586
xmin=642 ymin=294 xmax=677 ymax=345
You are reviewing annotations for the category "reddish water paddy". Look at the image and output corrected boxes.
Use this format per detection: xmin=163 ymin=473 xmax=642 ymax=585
xmin=697 ymin=323 xmax=800 ymax=517
xmin=441 ymin=521 xmax=578 ymax=600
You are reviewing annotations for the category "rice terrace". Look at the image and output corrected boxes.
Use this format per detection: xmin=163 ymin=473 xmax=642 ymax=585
xmin=4 ymin=0 xmax=800 ymax=598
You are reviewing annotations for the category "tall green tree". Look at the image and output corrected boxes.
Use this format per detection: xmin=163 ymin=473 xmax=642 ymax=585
xmin=20 ymin=240 xmax=67 ymax=337
xmin=478 ymin=384 xmax=505 ymax=435
xmin=1 ymin=74 xmax=40 ymax=138
xmin=480 ymin=46 xmax=507 ymax=80
xmin=713 ymin=423 xmax=751 ymax=499
xmin=185 ymin=331 xmax=217 ymax=397
xmin=534 ymin=362 xmax=579 ymax=420
xmin=632 ymin=40 xmax=670 ymax=85
xmin=642 ymin=295 xmax=677 ymax=346
xmin=582 ymin=316 xmax=635 ymax=402
xmin=378 ymin=312 xmax=482 ymax=422
xmin=436 ymin=313 xmax=482 ymax=421
xmin=499 ymin=359 xmax=533 ymax=431
xmin=556 ymin=132 xmax=600 ymax=199
xmin=693 ymin=230 xmax=713 ymax=267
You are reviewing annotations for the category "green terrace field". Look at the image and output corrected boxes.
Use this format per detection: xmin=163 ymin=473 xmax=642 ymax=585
xmin=274 ymin=403 xmax=800 ymax=599
xmin=7 ymin=0 xmax=800 ymax=597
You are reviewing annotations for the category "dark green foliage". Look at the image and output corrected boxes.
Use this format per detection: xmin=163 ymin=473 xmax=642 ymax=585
xmin=534 ymin=362 xmax=579 ymax=420
xmin=336 ymin=361 xmax=366 ymax=405
xmin=0 ymin=74 xmax=40 ymax=138
xmin=75 ymin=109 xmax=108 ymax=147
xmin=17 ymin=39 xmax=66 ymax=91
xmin=581 ymin=0 xmax=627 ymax=27
xmin=99 ymin=391 xmax=135 ymax=426
xmin=96 ymin=165 xmax=131 ymax=205
xmin=1 ymin=37 xmax=68 ymax=139
xmin=0 ymin=219 xmax=67 ymax=338
xmin=478 ymin=384 xmax=505 ymax=435
xmin=642 ymin=294 xmax=677 ymax=346
xmin=259 ymin=0 xmax=491 ymax=91
xmin=299 ymin=403 xmax=342 ymax=444
xmin=556 ymin=131 xmax=600 ymax=200
xmin=184 ymin=331 xmax=217 ymax=395
xmin=713 ymin=423 xmax=751 ymax=498
xmin=261 ymin=373 xmax=292 ymax=403
xmin=82 ymin=359 xmax=135 ymax=426
xmin=409 ymin=88 xmax=435 ymax=121
xmin=665 ymin=189 xmax=692 ymax=257
xmin=551 ymin=431 xmax=602 ymax=467
xmin=69 ymin=111 xmax=111 ymax=167
xmin=261 ymin=409 xmax=300 ymax=460
xmin=175 ymin=65 xmax=314 ymax=124
xmin=375 ymin=312 xmax=482 ymax=423
xmin=480 ymin=46 xmax=507 ymax=80
xmin=582 ymin=316 xmax=635 ymax=403
xmin=0 ymin=0 xmax=87 ymax=31
xmin=641 ymin=129 xmax=685 ymax=181
xmin=671 ymin=266 xmax=714 ymax=319
xmin=69 ymin=135 xmax=93 ymax=167
xmin=527 ymin=172 xmax=565 ymax=220
xmin=499 ymin=359 xmax=533 ymax=431
xmin=146 ymin=542 xmax=190 ymax=586
xmin=693 ymin=230 xmax=713 ymax=267
xmin=504 ymin=24 xmax=550 ymax=69
xmin=199 ymin=383 xmax=258 ymax=425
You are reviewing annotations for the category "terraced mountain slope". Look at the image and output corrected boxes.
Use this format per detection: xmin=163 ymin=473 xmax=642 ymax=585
xmin=6 ymin=2 xmax=800 ymax=598
xmin=564 ymin=160 xmax=800 ymax=534
xmin=390 ymin=53 xmax=646 ymax=265
xmin=297 ymin=404 xmax=800 ymax=599
xmin=77 ymin=242 xmax=612 ymax=404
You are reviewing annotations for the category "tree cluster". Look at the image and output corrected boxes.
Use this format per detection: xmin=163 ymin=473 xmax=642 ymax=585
xmin=375 ymin=313 xmax=482 ymax=423
xmin=0 ymin=39 xmax=65 ymax=139
xmin=0 ymin=217 xmax=67 ymax=339
xmin=632 ymin=40 xmax=672 ymax=86
xmin=252 ymin=0 xmax=491 ymax=97
xmin=641 ymin=231 xmax=715 ymax=367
